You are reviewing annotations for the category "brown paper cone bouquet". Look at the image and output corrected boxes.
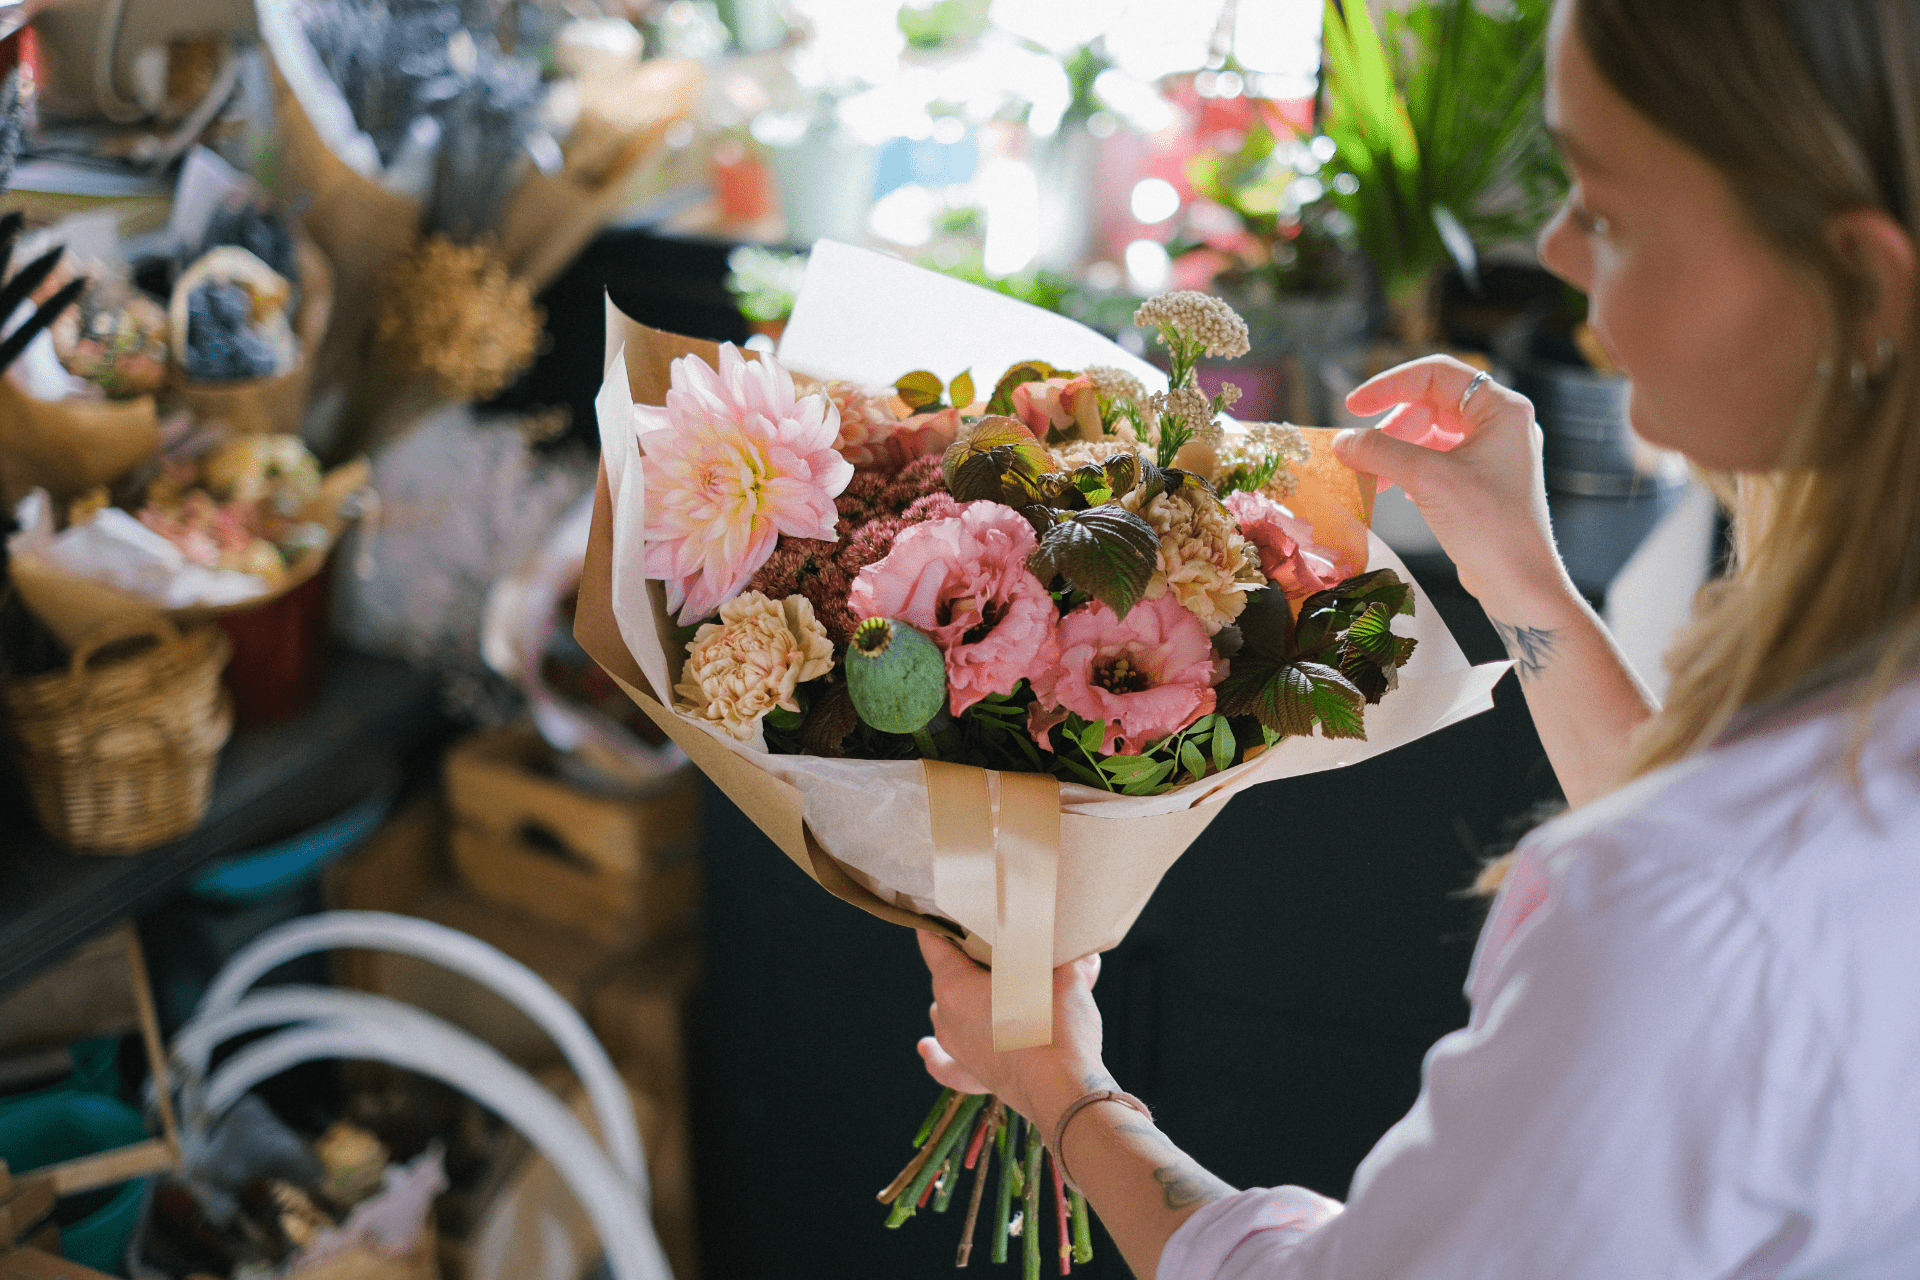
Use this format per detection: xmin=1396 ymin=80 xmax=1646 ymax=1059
xmin=256 ymin=0 xmax=701 ymax=445
xmin=575 ymin=243 xmax=1507 ymax=1267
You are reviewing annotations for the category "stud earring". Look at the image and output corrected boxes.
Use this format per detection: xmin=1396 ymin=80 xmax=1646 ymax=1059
xmin=1877 ymin=336 xmax=1896 ymax=373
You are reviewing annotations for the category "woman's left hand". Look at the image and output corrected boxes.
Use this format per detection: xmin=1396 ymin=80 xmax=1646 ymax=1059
xmin=916 ymin=931 xmax=1108 ymax=1123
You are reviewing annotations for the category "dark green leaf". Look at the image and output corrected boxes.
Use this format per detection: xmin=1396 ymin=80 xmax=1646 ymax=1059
xmin=1343 ymin=601 xmax=1399 ymax=668
xmin=1027 ymin=505 xmax=1160 ymax=620
xmin=1102 ymin=451 xmax=1141 ymax=498
xmin=1070 ymin=463 xmax=1112 ymax=507
xmin=942 ymin=416 xmax=1051 ymax=504
xmin=1235 ymin=585 xmax=1295 ymax=661
xmin=895 ymin=369 xmax=946 ymax=411
xmin=1341 ymin=651 xmax=1392 ymax=705
xmin=1306 ymin=663 xmax=1369 ymax=740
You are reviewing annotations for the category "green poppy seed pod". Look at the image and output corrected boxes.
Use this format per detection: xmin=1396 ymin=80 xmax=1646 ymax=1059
xmin=845 ymin=617 xmax=947 ymax=734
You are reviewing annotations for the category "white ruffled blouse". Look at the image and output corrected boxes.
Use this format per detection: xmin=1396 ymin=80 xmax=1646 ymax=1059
xmin=1159 ymin=679 xmax=1920 ymax=1279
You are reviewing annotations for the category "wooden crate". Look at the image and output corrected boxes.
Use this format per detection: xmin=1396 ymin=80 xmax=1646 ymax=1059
xmin=443 ymin=725 xmax=701 ymax=944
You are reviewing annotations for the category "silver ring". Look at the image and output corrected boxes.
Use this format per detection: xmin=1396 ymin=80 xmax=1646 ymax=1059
xmin=1458 ymin=370 xmax=1493 ymax=414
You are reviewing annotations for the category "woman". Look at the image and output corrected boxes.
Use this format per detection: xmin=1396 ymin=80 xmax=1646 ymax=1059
xmin=915 ymin=0 xmax=1920 ymax=1274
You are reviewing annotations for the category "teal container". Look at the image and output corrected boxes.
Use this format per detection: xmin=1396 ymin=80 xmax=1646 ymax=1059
xmin=0 ymin=1091 xmax=150 ymax=1276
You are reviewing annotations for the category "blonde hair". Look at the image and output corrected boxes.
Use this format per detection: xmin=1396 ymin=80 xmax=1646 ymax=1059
xmin=1574 ymin=0 xmax=1920 ymax=775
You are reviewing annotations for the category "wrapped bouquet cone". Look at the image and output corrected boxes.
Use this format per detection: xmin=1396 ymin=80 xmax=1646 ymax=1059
xmin=575 ymin=244 xmax=1509 ymax=1052
xmin=0 ymin=378 xmax=159 ymax=511
xmin=8 ymin=458 xmax=371 ymax=648
xmin=169 ymin=236 xmax=335 ymax=437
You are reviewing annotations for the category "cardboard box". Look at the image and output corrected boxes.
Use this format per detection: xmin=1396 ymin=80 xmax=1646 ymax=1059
xmin=443 ymin=725 xmax=701 ymax=943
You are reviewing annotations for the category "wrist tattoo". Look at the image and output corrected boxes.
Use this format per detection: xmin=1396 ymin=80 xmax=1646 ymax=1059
xmin=1491 ymin=618 xmax=1560 ymax=681
xmin=1117 ymin=1123 xmax=1234 ymax=1210
xmin=1151 ymin=1162 xmax=1234 ymax=1211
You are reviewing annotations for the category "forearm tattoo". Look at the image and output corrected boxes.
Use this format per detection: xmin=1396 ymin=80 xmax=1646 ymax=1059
xmin=1117 ymin=1123 xmax=1234 ymax=1211
xmin=1491 ymin=618 xmax=1560 ymax=681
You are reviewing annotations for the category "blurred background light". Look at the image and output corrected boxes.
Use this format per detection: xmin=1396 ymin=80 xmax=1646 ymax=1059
xmin=1129 ymin=177 xmax=1181 ymax=225
xmin=1124 ymin=237 xmax=1172 ymax=292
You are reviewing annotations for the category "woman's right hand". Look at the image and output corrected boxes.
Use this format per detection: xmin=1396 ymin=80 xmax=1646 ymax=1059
xmin=1332 ymin=355 xmax=1574 ymax=621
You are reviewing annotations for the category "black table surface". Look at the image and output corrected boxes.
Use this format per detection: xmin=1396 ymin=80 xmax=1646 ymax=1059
xmin=0 ymin=649 xmax=440 ymax=1000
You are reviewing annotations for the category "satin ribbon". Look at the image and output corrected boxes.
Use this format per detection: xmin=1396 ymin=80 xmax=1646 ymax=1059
xmin=922 ymin=759 xmax=1062 ymax=1051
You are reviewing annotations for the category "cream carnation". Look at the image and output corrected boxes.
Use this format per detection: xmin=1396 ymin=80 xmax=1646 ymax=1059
xmin=675 ymin=591 xmax=834 ymax=741
xmin=1122 ymin=487 xmax=1263 ymax=634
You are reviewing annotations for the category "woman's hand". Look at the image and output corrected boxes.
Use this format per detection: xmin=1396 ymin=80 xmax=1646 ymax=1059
xmin=1336 ymin=354 xmax=1659 ymax=804
xmin=1333 ymin=354 xmax=1572 ymax=620
xmin=916 ymin=932 xmax=1109 ymax=1126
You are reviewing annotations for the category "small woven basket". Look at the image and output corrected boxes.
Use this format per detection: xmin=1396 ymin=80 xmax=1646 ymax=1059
xmin=2 ymin=620 xmax=234 ymax=854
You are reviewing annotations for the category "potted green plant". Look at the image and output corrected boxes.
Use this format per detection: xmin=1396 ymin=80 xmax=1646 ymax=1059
xmin=1320 ymin=0 xmax=1564 ymax=352
xmin=1179 ymin=111 xmax=1370 ymax=421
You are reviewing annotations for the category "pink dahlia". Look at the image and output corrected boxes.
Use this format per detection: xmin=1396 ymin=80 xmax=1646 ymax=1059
xmin=1224 ymin=490 xmax=1342 ymax=600
xmin=848 ymin=503 xmax=1057 ymax=715
xmin=638 ymin=344 xmax=853 ymax=624
xmin=1031 ymin=594 xmax=1225 ymax=756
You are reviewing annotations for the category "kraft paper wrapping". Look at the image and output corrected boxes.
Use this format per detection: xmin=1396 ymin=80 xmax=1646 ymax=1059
xmin=9 ymin=458 xmax=371 ymax=648
xmin=169 ymin=236 xmax=335 ymax=437
xmin=0 ymin=380 xmax=159 ymax=511
xmin=577 ymin=256 xmax=1509 ymax=1043
xmin=266 ymin=60 xmax=421 ymax=411
xmin=495 ymin=59 xmax=703 ymax=296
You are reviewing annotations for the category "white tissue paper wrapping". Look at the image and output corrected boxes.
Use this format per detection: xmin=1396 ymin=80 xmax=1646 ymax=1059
xmin=9 ymin=490 xmax=270 ymax=609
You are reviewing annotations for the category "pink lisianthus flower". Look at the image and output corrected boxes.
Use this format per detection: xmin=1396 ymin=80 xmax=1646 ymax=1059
xmin=1224 ymin=490 xmax=1343 ymax=600
xmin=1010 ymin=375 xmax=1102 ymax=440
xmin=848 ymin=503 xmax=1057 ymax=715
xmin=1030 ymin=594 xmax=1226 ymax=756
xmin=638 ymin=344 xmax=853 ymax=624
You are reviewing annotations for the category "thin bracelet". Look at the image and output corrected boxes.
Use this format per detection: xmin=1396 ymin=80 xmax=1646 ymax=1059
xmin=1048 ymin=1088 xmax=1152 ymax=1193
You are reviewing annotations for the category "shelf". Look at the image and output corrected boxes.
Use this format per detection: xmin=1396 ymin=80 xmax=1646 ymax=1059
xmin=0 ymin=649 xmax=443 ymax=999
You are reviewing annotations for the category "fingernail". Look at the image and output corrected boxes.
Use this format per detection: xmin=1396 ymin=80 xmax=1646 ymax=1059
xmin=1332 ymin=428 xmax=1359 ymax=453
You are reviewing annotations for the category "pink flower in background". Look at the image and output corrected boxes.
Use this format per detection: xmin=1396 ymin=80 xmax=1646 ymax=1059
xmin=1225 ymin=490 xmax=1343 ymax=600
xmin=638 ymin=344 xmax=852 ymax=624
xmin=1031 ymin=595 xmax=1225 ymax=755
xmin=1010 ymin=375 xmax=1101 ymax=439
xmin=849 ymin=503 xmax=1057 ymax=714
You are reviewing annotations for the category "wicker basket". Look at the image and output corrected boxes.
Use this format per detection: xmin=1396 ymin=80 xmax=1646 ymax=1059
xmin=1 ymin=620 xmax=234 ymax=854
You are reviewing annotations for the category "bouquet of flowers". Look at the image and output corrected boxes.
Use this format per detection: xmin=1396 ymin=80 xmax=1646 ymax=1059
xmin=575 ymin=243 xmax=1506 ymax=1269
